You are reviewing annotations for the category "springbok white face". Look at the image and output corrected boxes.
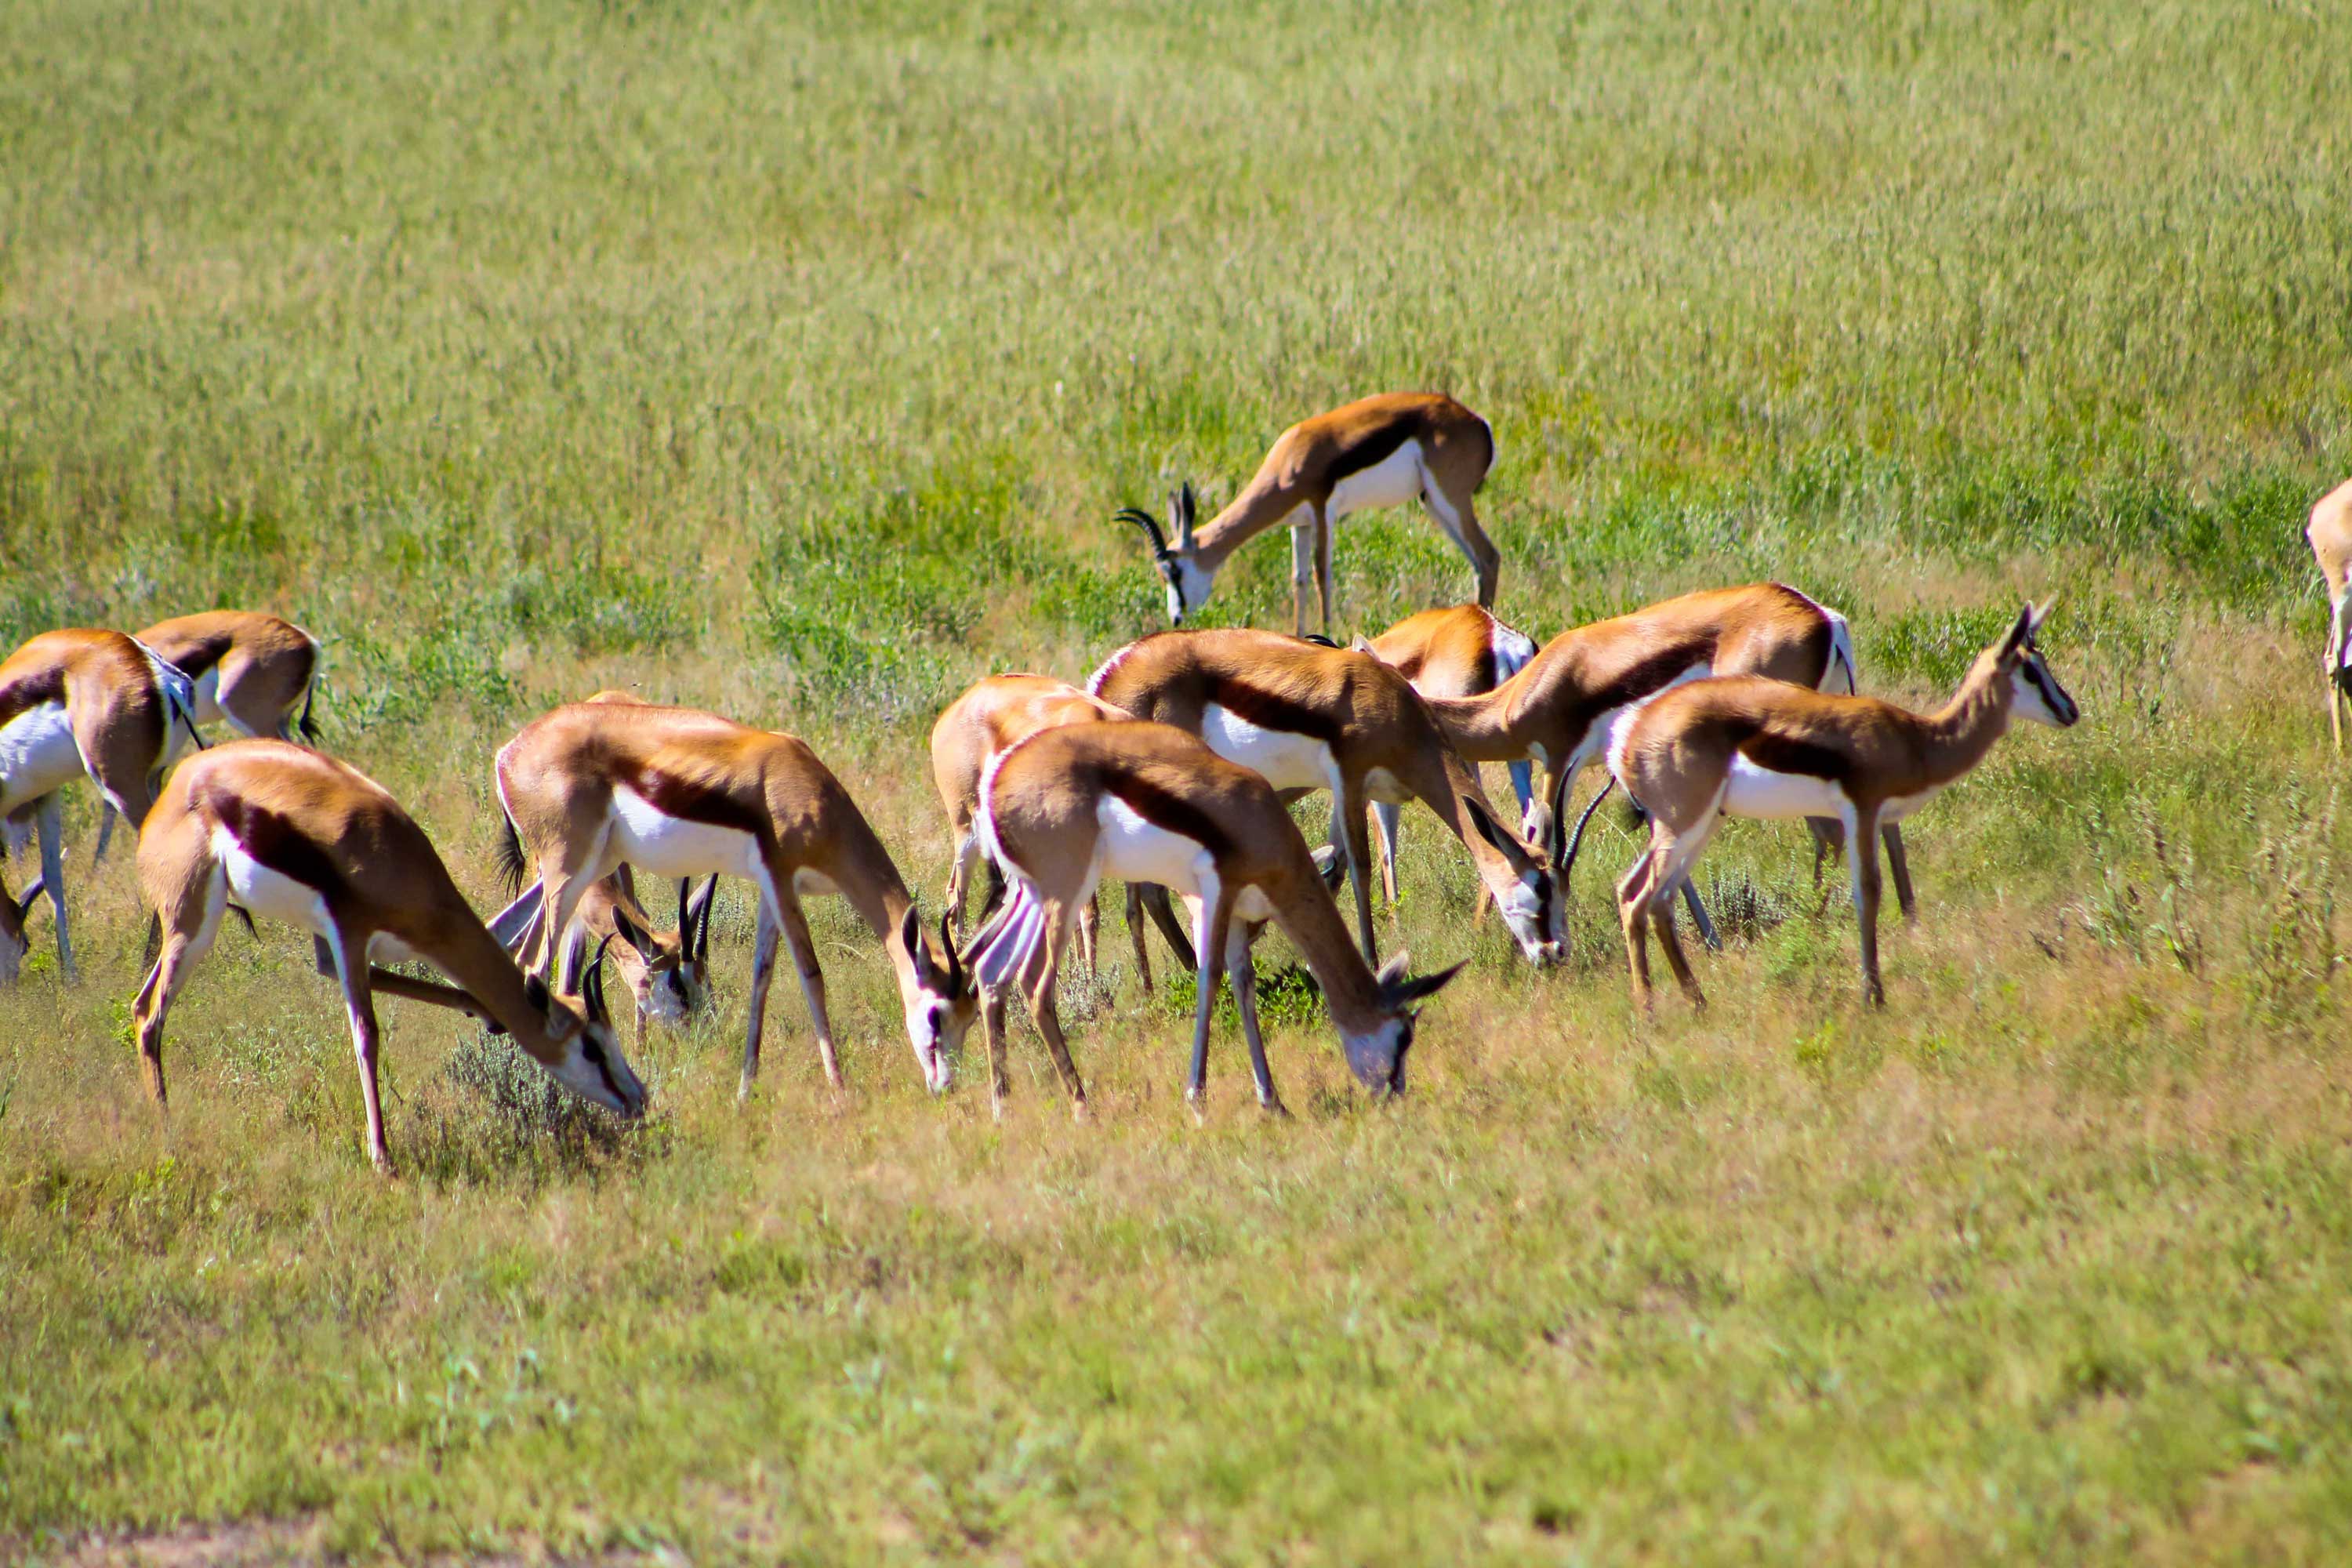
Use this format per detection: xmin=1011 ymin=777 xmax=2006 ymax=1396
xmin=2010 ymin=644 xmax=2079 ymax=728
xmin=611 ymin=877 xmax=716 ymax=1029
xmin=516 ymin=959 xmax=649 ymax=1116
xmin=1462 ymin=800 xmax=1566 ymax=965
xmin=898 ymin=908 xmax=978 ymax=1093
xmin=1118 ymin=484 xmax=1214 ymax=627
xmin=1341 ymin=954 xmax=1468 ymax=1096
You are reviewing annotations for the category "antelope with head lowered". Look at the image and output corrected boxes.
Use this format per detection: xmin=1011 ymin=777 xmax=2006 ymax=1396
xmin=489 ymin=862 xmax=716 ymax=1052
xmin=969 ymin=720 xmax=1464 ymax=1117
xmin=1420 ymin=582 xmax=1918 ymax=939
xmin=1088 ymin=628 xmax=1565 ymax=970
xmin=93 ymin=610 xmax=324 ymax=861
xmin=494 ymin=698 xmax=975 ymax=1098
xmin=1354 ymin=602 xmax=1540 ymax=905
xmin=1116 ymin=393 xmax=1497 ymax=637
xmin=2306 ymin=477 xmax=2352 ymax=750
xmin=928 ymin=673 xmax=1200 ymax=990
xmin=1607 ymin=603 xmax=2078 ymax=1010
xmin=1 ymin=629 xmax=201 ymax=982
xmin=132 ymin=740 xmax=646 ymax=1173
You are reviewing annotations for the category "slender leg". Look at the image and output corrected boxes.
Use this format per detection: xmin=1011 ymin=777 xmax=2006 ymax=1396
xmin=946 ymin=831 xmax=978 ymax=931
xmin=529 ymin=842 xmax=608 ymax=982
xmin=1617 ymin=848 xmax=1661 ymax=1011
xmin=2332 ymin=598 xmax=2347 ymax=753
xmin=739 ymin=901 xmax=782 ymax=1100
xmin=1678 ymin=876 xmax=1720 ymax=952
xmin=1332 ymin=786 xmax=1379 ymax=966
xmin=1312 ymin=506 xmax=1335 ymax=633
xmin=1185 ymin=891 xmax=1232 ymax=1115
xmin=91 ymin=804 xmax=115 ymax=866
xmin=34 ymin=797 xmax=72 ymax=980
xmin=1848 ymin=806 xmax=1887 ymax=1006
xmin=1077 ymin=894 xmax=1100 ymax=982
xmin=132 ymin=892 xmax=224 ymax=1108
xmin=1290 ymin=521 xmax=1315 ymax=638
xmin=1123 ymin=883 xmax=1156 ymax=995
xmin=1022 ymin=903 xmax=1088 ymax=1113
xmin=1226 ymin=923 xmax=1287 ymax=1116
xmin=1882 ymin=823 xmax=1917 ymax=924
xmin=1652 ymin=902 xmax=1705 ymax=1006
xmin=981 ymin=985 xmax=1012 ymax=1116
xmin=1372 ymin=801 xmax=1403 ymax=905
xmin=1142 ymin=884 xmax=1197 ymax=971
xmin=771 ymin=889 xmax=841 ymax=1088
xmin=325 ymin=931 xmax=394 ymax=1172
xmin=1505 ymin=760 xmax=1535 ymax=825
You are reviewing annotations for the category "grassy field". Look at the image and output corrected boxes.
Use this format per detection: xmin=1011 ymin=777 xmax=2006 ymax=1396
xmin=5 ymin=0 xmax=2352 ymax=1560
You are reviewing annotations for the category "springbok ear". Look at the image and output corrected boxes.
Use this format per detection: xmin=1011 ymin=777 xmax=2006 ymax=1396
xmin=899 ymin=905 xmax=934 ymax=983
xmin=938 ymin=911 xmax=967 ymax=993
xmin=1348 ymin=635 xmax=1376 ymax=655
xmin=1174 ymin=482 xmax=1197 ymax=550
xmin=2026 ymin=596 xmax=2056 ymax=641
xmin=1374 ymin=951 xmax=1412 ymax=992
xmin=685 ymin=876 xmax=718 ymax=960
xmin=1998 ymin=603 xmax=2036 ymax=660
xmin=1461 ymin=797 xmax=1516 ymax=858
xmin=1393 ymin=960 xmax=1468 ymax=1005
xmin=1309 ymin=842 xmax=1348 ymax=893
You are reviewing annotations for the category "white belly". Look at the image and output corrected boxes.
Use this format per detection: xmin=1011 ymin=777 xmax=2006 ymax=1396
xmin=1326 ymin=439 xmax=1426 ymax=520
xmin=0 ymin=702 xmax=84 ymax=815
xmin=793 ymin=868 xmax=840 ymax=898
xmin=213 ymin=826 xmax=334 ymax=935
xmin=609 ymin=785 xmax=765 ymax=880
xmin=1881 ymin=785 xmax=1946 ymax=823
xmin=1362 ymin=766 xmax=1412 ymax=804
xmin=1097 ymin=796 xmax=1213 ymax=895
xmin=1200 ymin=703 xmax=1334 ymax=794
xmin=1721 ymin=757 xmax=1846 ymax=821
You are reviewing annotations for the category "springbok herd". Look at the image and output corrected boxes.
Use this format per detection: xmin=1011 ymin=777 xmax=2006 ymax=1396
xmin=7 ymin=397 xmax=2345 ymax=1174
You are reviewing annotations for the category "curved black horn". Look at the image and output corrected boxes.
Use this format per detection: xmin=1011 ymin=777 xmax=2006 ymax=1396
xmin=1115 ymin=506 xmax=1171 ymax=557
xmin=1557 ymin=775 xmax=1618 ymax=884
xmin=583 ymin=931 xmax=619 ymax=1022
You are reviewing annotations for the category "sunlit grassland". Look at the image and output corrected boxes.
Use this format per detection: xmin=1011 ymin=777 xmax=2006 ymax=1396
xmin=5 ymin=0 xmax=2352 ymax=1560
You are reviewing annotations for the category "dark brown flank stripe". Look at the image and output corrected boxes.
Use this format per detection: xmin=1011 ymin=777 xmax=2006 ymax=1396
xmin=1563 ymin=644 xmax=1712 ymax=742
xmin=1104 ymin=771 xmax=1238 ymax=864
xmin=1205 ymin=677 xmax=1345 ymax=746
xmin=1468 ymin=634 xmax=1497 ymax=696
xmin=208 ymin=786 xmax=350 ymax=905
xmin=1322 ymin=410 xmax=1425 ymax=487
xmin=148 ymin=630 xmax=234 ymax=681
xmin=626 ymin=765 xmax=771 ymax=841
xmin=1737 ymin=731 xmax=1857 ymax=786
xmin=0 ymin=665 xmax=67 ymax=731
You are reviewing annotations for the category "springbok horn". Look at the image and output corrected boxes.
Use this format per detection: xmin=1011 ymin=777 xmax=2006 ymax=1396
xmin=1115 ymin=506 xmax=1171 ymax=557
xmin=1557 ymin=775 xmax=1619 ymax=884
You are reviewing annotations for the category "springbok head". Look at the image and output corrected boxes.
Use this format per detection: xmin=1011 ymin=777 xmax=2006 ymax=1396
xmin=1116 ymin=484 xmax=1213 ymax=626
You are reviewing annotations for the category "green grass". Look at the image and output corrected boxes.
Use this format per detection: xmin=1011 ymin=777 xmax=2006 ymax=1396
xmin=5 ymin=0 xmax=2352 ymax=1560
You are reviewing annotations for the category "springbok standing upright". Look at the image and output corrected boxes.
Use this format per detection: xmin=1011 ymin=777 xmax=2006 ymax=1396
xmin=1356 ymin=602 xmax=1539 ymax=903
xmin=1 ymin=630 xmax=199 ymax=982
xmin=132 ymin=740 xmax=647 ymax=1173
xmin=969 ymin=720 xmax=1463 ymax=1117
xmin=494 ymin=699 xmax=976 ymax=1098
xmin=1088 ymin=628 xmax=1564 ymax=969
xmin=1607 ymin=603 xmax=2078 ymax=1010
xmin=1116 ymin=393 xmax=1497 ymax=636
xmin=2306 ymin=477 xmax=2352 ymax=750
xmin=92 ymin=609 xmax=323 ymax=860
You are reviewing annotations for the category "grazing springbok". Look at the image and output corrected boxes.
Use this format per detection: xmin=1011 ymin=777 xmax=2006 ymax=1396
xmin=1116 ymin=393 xmax=1497 ymax=636
xmin=494 ymin=699 xmax=976 ymax=1098
xmin=1607 ymin=603 xmax=2078 ymax=1010
xmin=1356 ymin=602 xmax=1539 ymax=903
xmin=969 ymin=720 xmax=1464 ymax=1116
xmin=132 ymin=740 xmax=647 ymax=1173
xmin=2306 ymin=477 xmax=2352 ymax=750
xmin=1 ymin=629 xmax=200 ymax=982
xmin=489 ymin=866 xmax=715 ymax=1051
xmin=928 ymin=673 xmax=1210 ymax=992
xmin=1088 ymin=628 xmax=1564 ymax=968
xmin=1420 ymin=582 xmax=1916 ymax=935
xmin=93 ymin=610 xmax=322 ymax=860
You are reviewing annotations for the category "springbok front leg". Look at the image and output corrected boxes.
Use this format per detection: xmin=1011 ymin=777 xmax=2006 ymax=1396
xmin=1121 ymin=883 xmax=1156 ymax=994
xmin=771 ymin=887 xmax=842 ymax=1090
xmin=739 ymin=901 xmax=782 ymax=1100
xmin=325 ymin=931 xmax=394 ymax=1171
xmin=1846 ymin=804 xmax=1889 ymax=1007
xmin=1312 ymin=504 xmax=1336 ymax=633
xmin=1882 ymin=823 xmax=1917 ymax=924
xmin=1224 ymin=922 xmax=1287 ymax=1117
xmin=1330 ymin=785 xmax=1380 ymax=966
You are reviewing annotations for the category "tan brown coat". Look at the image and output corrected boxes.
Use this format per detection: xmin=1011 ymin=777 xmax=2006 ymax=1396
xmin=2305 ymin=478 xmax=2352 ymax=750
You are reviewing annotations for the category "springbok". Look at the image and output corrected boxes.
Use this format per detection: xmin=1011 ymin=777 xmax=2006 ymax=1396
xmin=132 ymin=740 xmax=647 ymax=1173
xmin=2307 ymin=477 xmax=2352 ymax=750
xmin=1608 ymin=603 xmax=2078 ymax=1010
xmin=969 ymin=720 xmax=1463 ymax=1116
xmin=93 ymin=610 xmax=323 ymax=860
xmin=494 ymin=699 xmax=975 ymax=1098
xmin=1356 ymin=602 xmax=1539 ymax=903
xmin=1116 ymin=393 xmax=1497 ymax=636
xmin=1419 ymin=582 xmax=1917 ymax=935
xmin=489 ymin=866 xmax=715 ymax=1051
xmin=1088 ymin=628 xmax=1564 ymax=968
xmin=2 ymin=630 xmax=199 ymax=982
